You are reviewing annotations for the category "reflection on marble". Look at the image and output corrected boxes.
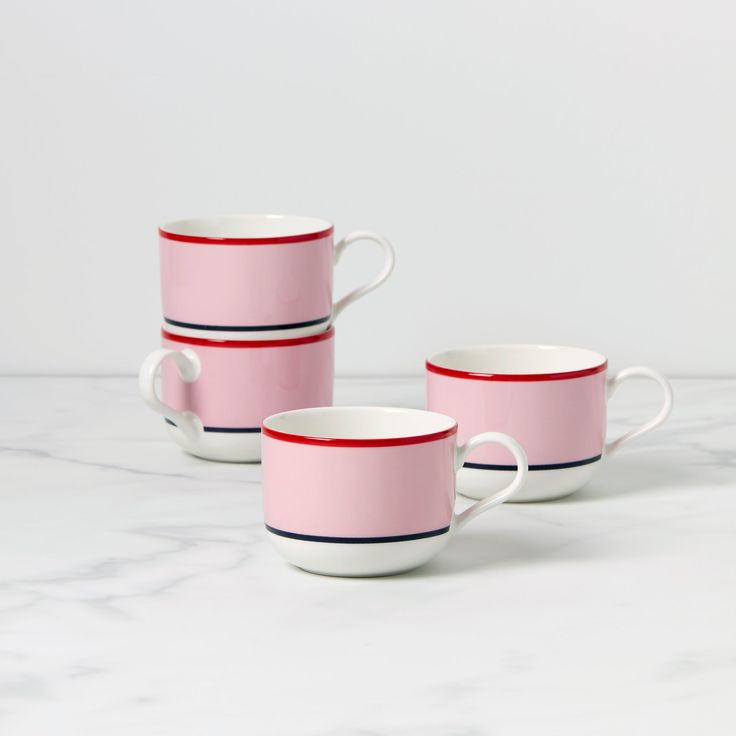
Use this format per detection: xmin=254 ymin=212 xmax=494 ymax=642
xmin=0 ymin=377 xmax=734 ymax=735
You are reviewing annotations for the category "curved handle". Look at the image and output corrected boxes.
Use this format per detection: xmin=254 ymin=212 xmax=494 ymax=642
xmin=453 ymin=432 xmax=528 ymax=530
xmin=605 ymin=366 xmax=673 ymax=457
xmin=138 ymin=348 xmax=202 ymax=440
xmin=331 ymin=230 xmax=395 ymax=322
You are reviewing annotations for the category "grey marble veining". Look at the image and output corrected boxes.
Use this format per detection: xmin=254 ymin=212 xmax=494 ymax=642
xmin=0 ymin=377 xmax=734 ymax=735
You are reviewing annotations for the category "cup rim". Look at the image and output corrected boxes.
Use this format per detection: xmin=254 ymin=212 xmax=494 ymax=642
xmin=159 ymin=214 xmax=334 ymax=245
xmin=262 ymin=406 xmax=458 ymax=448
xmin=426 ymin=344 xmax=608 ymax=382
xmin=161 ymin=326 xmax=334 ymax=348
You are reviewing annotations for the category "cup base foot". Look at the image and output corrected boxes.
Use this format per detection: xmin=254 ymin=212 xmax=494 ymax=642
xmin=163 ymin=319 xmax=328 ymax=342
xmin=166 ymin=424 xmax=261 ymax=463
xmin=266 ymin=530 xmax=450 ymax=577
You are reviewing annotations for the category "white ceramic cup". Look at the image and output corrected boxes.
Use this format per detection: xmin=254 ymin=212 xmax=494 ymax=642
xmin=261 ymin=406 xmax=528 ymax=577
xmin=139 ymin=328 xmax=334 ymax=462
xmin=427 ymin=345 xmax=673 ymax=502
xmin=160 ymin=214 xmax=395 ymax=340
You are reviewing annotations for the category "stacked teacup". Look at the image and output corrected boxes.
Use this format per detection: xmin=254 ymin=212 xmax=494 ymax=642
xmin=139 ymin=214 xmax=395 ymax=462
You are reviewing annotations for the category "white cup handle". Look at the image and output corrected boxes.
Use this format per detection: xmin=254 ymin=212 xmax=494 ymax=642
xmin=604 ymin=366 xmax=673 ymax=457
xmin=331 ymin=230 xmax=395 ymax=323
xmin=138 ymin=348 xmax=202 ymax=440
xmin=452 ymin=432 xmax=528 ymax=530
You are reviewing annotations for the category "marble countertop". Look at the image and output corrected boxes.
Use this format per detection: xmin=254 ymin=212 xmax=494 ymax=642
xmin=1 ymin=377 xmax=734 ymax=735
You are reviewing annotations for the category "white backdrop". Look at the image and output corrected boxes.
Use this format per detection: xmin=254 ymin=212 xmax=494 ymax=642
xmin=1 ymin=0 xmax=734 ymax=376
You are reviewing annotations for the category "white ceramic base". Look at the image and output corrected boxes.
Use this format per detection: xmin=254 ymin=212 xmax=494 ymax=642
xmin=266 ymin=530 xmax=451 ymax=577
xmin=163 ymin=320 xmax=329 ymax=342
xmin=166 ymin=424 xmax=261 ymax=463
xmin=457 ymin=460 xmax=603 ymax=503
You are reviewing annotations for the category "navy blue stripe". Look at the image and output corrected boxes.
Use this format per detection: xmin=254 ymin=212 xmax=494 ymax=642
xmin=265 ymin=525 xmax=450 ymax=544
xmin=165 ymin=418 xmax=261 ymax=433
xmin=164 ymin=315 xmax=331 ymax=332
xmin=464 ymin=454 xmax=602 ymax=472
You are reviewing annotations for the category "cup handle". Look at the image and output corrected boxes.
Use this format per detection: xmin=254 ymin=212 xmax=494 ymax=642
xmin=331 ymin=230 xmax=395 ymax=323
xmin=138 ymin=348 xmax=203 ymax=440
xmin=604 ymin=366 xmax=673 ymax=457
xmin=452 ymin=432 xmax=528 ymax=530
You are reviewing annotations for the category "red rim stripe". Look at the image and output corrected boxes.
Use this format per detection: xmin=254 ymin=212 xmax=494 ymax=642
xmin=261 ymin=424 xmax=457 ymax=448
xmin=159 ymin=225 xmax=334 ymax=245
xmin=425 ymin=359 xmax=608 ymax=382
xmin=162 ymin=326 xmax=334 ymax=348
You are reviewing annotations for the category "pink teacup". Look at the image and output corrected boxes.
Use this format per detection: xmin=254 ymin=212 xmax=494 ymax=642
xmin=427 ymin=345 xmax=673 ymax=502
xmin=139 ymin=328 xmax=334 ymax=462
xmin=261 ymin=406 xmax=528 ymax=577
xmin=160 ymin=214 xmax=394 ymax=340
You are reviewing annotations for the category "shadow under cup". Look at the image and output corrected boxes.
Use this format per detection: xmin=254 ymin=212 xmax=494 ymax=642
xmin=426 ymin=345 xmax=611 ymax=502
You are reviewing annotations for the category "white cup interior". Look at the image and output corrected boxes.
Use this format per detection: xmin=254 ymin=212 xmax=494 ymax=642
xmin=263 ymin=406 xmax=456 ymax=440
xmin=161 ymin=214 xmax=332 ymax=239
xmin=428 ymin=344 xmax=607 ymax=375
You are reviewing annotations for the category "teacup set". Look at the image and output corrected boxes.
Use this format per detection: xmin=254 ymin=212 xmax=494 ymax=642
xmin=140 ymin=214 xmax=394 ymax=462
xmin=140 ymin=213 xmax=674 ymax=577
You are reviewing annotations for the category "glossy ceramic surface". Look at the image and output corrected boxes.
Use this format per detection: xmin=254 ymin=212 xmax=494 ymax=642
xmin=138 ymin=328 xmax=335 ymax=462
xmin=160 ymin=214 xmax=394 ymax=340
xmin=261 ymin=406 xmax=528 ymax=576
xmin=427 ymin=345 xmax=673 ymax=502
